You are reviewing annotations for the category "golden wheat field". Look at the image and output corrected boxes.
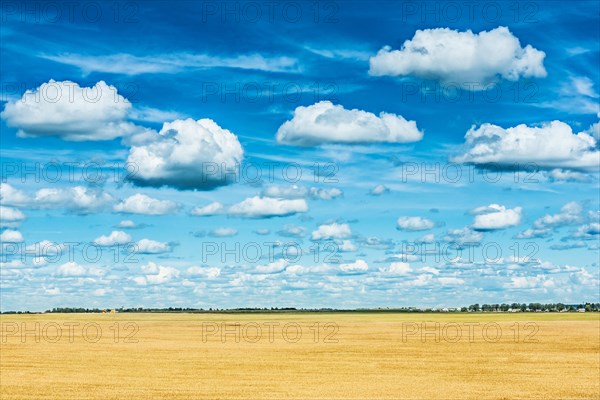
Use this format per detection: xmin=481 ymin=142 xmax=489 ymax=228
xmin=0 ymin=312 xmax=598 ymax=399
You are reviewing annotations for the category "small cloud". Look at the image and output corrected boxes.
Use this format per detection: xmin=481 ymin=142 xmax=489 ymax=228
xmin=94 ymin=231 xmax=132 ymax=246
xmin=0 ymin=206 xmax=26 ymax=227
xmin=396 ymin=216 xmax=435 ymax=231
xmin=309 ymin=187 xmax=343 ymax=200
xmin=379 ymin=262 xmax=411 ymax=276
xmin=114 ymin=194 xmax=178 ymax=215
xmin=228 ymin=196 xmax=308 ymax=218
xmin=191 ymin=202 xmax=224 ymax=217
xmin=369 ymin=184 xmax=389 ymax=196
xmin=0 ymin=229 xmax=24 ymax=243
xmin=339 ymin=259 xmax=368 ymax=274
xmin=278 ymin=224 xmax=307 ymax=238
xmin=209 ymin=228 xmax=238 ymax=237
xmin=312 ymin=222 xmax=352 ymax=240
xmin=471 ymin=204 xmax=522 ymax=231
xmin=135 ymin=239 xmax=171 ymax=254
xmin=117 ymin=220 xmax=138 ymax=229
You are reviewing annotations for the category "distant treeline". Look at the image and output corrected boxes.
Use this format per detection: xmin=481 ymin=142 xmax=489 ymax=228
xmin=1 ymin=303 xmax=599 ymax=314
xmin=464 ymin=303 xmax=599 ymax=312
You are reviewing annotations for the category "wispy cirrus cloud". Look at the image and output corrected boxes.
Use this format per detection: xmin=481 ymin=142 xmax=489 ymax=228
xmin=39 ymin=52 xmax=301 ymax=75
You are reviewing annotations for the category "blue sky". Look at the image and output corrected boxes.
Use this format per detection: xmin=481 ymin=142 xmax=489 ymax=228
xmin=0 ymin=1 xmax=599 ymax=311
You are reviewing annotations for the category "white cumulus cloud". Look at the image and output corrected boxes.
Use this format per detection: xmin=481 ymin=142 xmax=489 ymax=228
xmin=255 ymin=259 xmax=288 ymax=274
xmin=209 ymin=227 xmax=238 ymax=237
xmin=117 ymin=220 xmax=137 ymax=228
xmin=34 ymin=186 xmax=113 ymax=214
xmin=369 ymin=184 xmax=390 ymax=196
xmin=135 ymin=239 xmax=171 ymax=254
xmin=0 ymin=229 xmax=24 ymax=243
xmin=94 ymin=230 xmax=132 ymax=246
xmin=186 ymin=266 xmax=221 ymax=279
xmin=339 ymin=259 xmax=369 ymax=273
xmin=191 ymin=201 xmax=224 ymax=216
xmin=261 ymin=184 xmax=308 ymax=199
xmin=534 ymin=201 xmax=582 ymax=230
xmin=311 ymin=222 xmax=352 ymax=240
xmin=1 ymin=80 xmax=143 ymax=141
xmin=276 ymin=101 xmax=423 ymax=146
xmin=453 ymin=121 xmax=599 ymax=171
xmin=369 ymin=26 xmax=546 ymax=86
xmin=309 ymin=187 xmax=343 ymax=200
xmin=127 ymin=118 xmax=243 ymax=190
xmin=0 ymin=183 xmax=29 ymax=206
xmin=471 ymin=204 xmax=522 ymax=231
xmin=0 ymin=206 xmax=26 ymax=227
xmin=114 ymin=194 xmax=178 ymax=215
xmin=133 ymin=262 xmax=179 ymax=285
xmin=228 ymin=196 xmax=308 ymax=218
xmin=444 ymin=227 xmax=483 ymax=246
xmin=379 ymin=262 xmax=412 ymax=276
xmin=56 ymin=262 xmax=88 ymax=277
xmin=396 ymin=216 xmax=435 ymax=231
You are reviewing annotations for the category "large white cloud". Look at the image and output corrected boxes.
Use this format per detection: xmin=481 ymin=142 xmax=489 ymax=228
xmin=228 ymin=196 xmax=308 ymax=218
xmin=127 ymin=118 xmax=244 ymax=190
xmin=453 ymin=121 xmax=599 ymax=171
xmin=1 ymin=80 xmax=142 ymax=141
xmin=114 ymin=194 xmax=178 ymax=215
xmin=276 ymin=101 xmax=423 ymax=146
xmin=369 ymin=26 xmax=546 ymax=86
xmin=471 ymin=204 xmax=522 ymax=231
